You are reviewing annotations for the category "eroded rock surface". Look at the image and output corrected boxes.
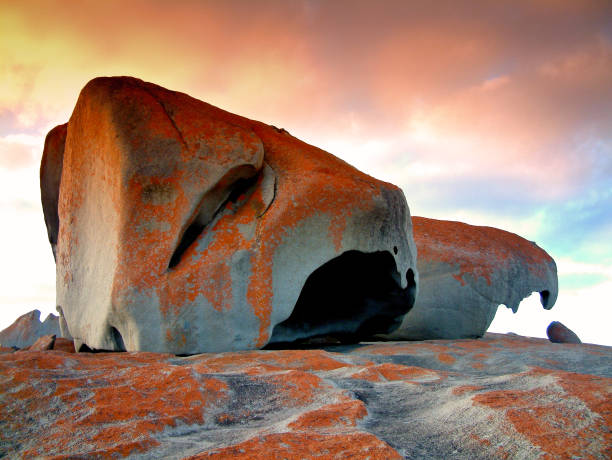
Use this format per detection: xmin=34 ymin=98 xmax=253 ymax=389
xmin=27 ymin=334 xmax=56 ymax=351
xmin=384 ymin=217 xmax=558 ymax=340
xmin=40 ymin=123 xmax=67 ymax=261
xmin=42 ymin=76 xmax=417 ymax=354
xmin=0 ymin=310 xmax=62 ymax=349
xmin=0 ymin=334 xmax=609 ymax=459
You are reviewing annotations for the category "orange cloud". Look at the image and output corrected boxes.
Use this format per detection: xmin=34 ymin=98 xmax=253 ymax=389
xmin=1 ymin=0 xmax=610 ymax=202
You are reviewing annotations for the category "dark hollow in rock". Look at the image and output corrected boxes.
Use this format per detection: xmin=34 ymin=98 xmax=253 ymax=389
xmin=168 ymin=173 xmax=260 ymax=270
xmin=267 ymin=250 xmax=416 ymax=347
xmin=76 ymin=331 xmax=127 ymax=353
xmin=110 ymin=327 xmax=126 ymax=351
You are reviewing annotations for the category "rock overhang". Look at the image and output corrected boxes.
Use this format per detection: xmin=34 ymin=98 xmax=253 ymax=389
xmin=44 ymin=76 xmax=418 ymax=354
xmin=382 ymin=216 xmax=559 ymax=340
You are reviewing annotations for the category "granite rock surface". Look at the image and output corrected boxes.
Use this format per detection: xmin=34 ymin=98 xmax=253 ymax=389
xmin=548 ymin=321 xmax=582 ymax=344
xmin=384 ymin=217 xmax=558 ymax=340
xmin=27 ymin=334 xmax=56 ymax=351
xmin=40 ymin=123 xmax=67 ymax=262
xmin=1 ymin=333 xmax=609 ymax=459
xmin=0 ymin=310 xmax=63 ymax=349
xmin=42 ymin=76 xmax=417 ymax=354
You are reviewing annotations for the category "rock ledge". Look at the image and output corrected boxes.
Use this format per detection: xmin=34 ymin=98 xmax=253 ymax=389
xmin=1 ymin=333 xmax=610 ymax=459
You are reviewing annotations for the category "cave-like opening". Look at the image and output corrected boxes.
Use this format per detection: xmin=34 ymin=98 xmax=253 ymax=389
xmin=267 ymin=250 xmax=416 ymax=347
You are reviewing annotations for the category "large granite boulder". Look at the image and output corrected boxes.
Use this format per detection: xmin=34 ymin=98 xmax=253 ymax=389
xmin=1 ymin=334 xmax=610 ymax=458
xmin=42 ymin=76 xmax=417 ymax=354
xmin=383 ymin=217 xmax=558 ymax=340
xmin=0 ymin=310 xmax=62 ymax=349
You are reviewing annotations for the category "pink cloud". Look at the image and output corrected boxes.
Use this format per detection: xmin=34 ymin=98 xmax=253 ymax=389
xmin=0 ymin=135 xmax=38 ymax=169
xmin=1 ymin=0 xmax=610 ymax=198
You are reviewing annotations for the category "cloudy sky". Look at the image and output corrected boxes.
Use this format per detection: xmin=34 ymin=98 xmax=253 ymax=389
xmin=1 ymin=0 xmax=611 ymax=344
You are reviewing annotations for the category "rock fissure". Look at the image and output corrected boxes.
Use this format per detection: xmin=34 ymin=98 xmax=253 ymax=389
xmin=168 ymin=173 xmax=260 ymax=270
xmin=139 ymin=84 xmax=188 ymax=150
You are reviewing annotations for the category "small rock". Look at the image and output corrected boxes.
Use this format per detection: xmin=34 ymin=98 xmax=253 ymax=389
xmin=547 ymin=321 xmax=581 ymax=344
xmin=28 ymin=335 xmax=56 ymax=351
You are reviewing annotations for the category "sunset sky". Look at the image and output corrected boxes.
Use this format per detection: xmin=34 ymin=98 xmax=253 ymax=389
xmin=1 ymin=0 xmax=611 ymax=344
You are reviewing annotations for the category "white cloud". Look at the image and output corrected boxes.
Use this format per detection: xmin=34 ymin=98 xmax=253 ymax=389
xmin=479 ymin=75 xmax=510 ymax=91
xmin=0 ymin=200 xmax=56 ymax=331
xmin=556 ymin=257 xmax=612 ymax=278
xmin=0 ymin=156 xmax=57 ymax=330
xmin=489 ymin=280 xmax=612 ymax=346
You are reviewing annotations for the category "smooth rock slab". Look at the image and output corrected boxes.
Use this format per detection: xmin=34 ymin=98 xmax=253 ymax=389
xmin=0 ymin=310 xmax=62 ymax=349
xmin=50 ymin=337 xmax=76 ymax=353
xmin=1 ymin=334 xmax=610 ymax=459
xmin=43 ymin=76 xmax=417 ymax=354
xmin=27 ymin=334 xmax=56 ymax=351
xmin=384 ymin=217 xmax=558 ymax=340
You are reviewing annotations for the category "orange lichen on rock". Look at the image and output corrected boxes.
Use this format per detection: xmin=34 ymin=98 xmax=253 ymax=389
xmin=27 ymin=334 xmax=55 ymax=351
xmin=188 ymin=349 xmax=358 ymax=375
xmin=0 ymin=351 xmax=228 ymax=457
xmin=452 ymin=385 xmax=485 ymax=396
xmin=384 ymin=216 xmax=558 ymax=341
xmin=453 ymin=340 xmax=493 ymax=350
xmin=1 ymin=335 xmax=611 ymax=458
xmin=351 ymin=363 xmax=442 ymax=383
xmin=45 ymin=76 xmax=417 ymax=354
xmin=52 ymin=337 xmax=76 ymax=353
xmin=412 ymin=217 xmax=555 ymax=286
xmin=266 ymin=370 xmax=325 ymax=405
xmin=188 ymin=432 xmax=403 ymax=460
xmin=437 ymin=352 xmax=457 ymax=365
xmin=288 ymin=399 xmax=368 ymax=430
xmin=473 ymin=368 xmax=612 ymax=459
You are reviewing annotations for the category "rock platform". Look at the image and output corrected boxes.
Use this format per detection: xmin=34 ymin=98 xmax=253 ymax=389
xmin=1 ymin=333 xmax=610 ymax=459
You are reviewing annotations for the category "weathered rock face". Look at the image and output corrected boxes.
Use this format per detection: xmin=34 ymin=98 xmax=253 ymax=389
xmin=43 ymin=76 xmax=417 ymax=354
xmin=383 ymin=217 xmax=558 ymax=340
xmin=548 ymin=321 xmax=582 ymax=344
xmin=1 ymin=334 xmax=610 ymax=458
xmin=40 ymin=123 xmax=67 ymax=261
xmin=52 ymin=337 xmax=76 ymax=353
xmin=27 ymin=334 xmax=56 ymax=351
xmin=0 ymin=310 xmax=62 ymax=349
